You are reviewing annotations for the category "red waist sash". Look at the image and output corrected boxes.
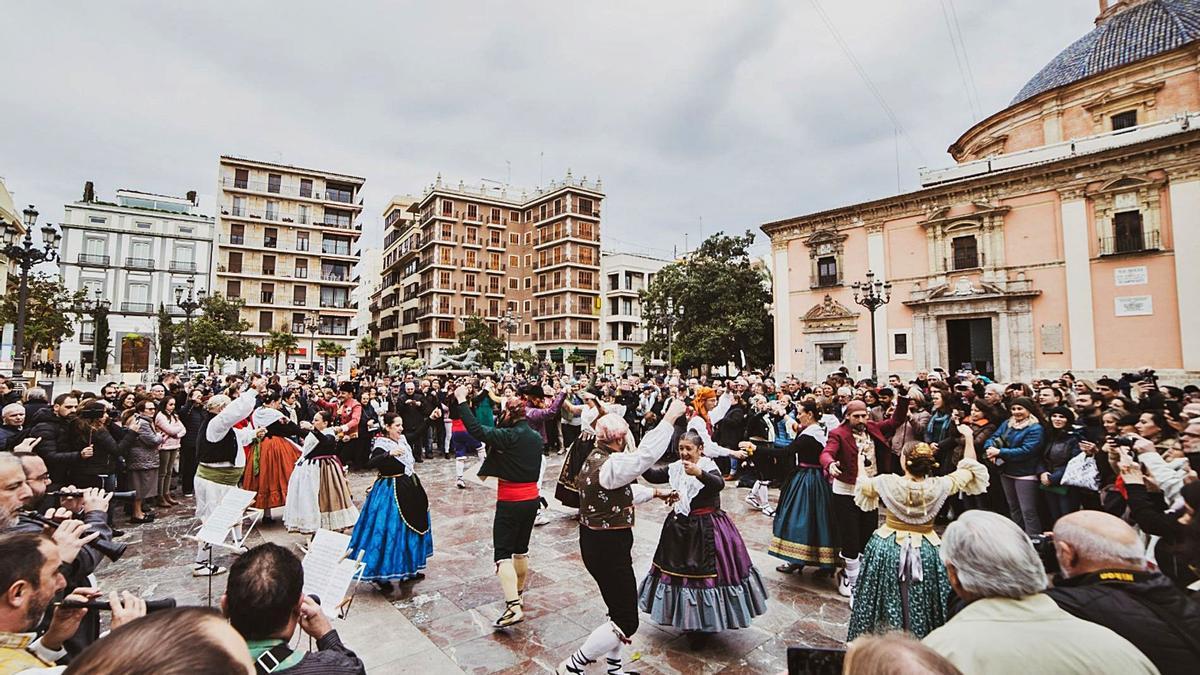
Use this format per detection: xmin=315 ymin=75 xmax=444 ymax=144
xmin=497 ymin=480 xmax=539 ymax=502
xmin=690 ymin=506 xmax=716 ymax=516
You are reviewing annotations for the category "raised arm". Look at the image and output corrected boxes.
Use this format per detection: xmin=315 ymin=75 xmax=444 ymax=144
xmin=599 ymin=399 xmax=686 ymax=490
xmin=206 ymin=387 xmax=259 ymax=442
xmin=525 ymin=392 xmax=566 ymax=422
xmin=688 ymin=416 xmax=732 ymax=458
xmin=454 ymin=387 xmax=510 ymax=448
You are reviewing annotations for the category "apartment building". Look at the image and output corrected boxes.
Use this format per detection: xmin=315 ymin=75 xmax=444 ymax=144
xmin=59 ymin=185 xmax=215 ymax=373
xmin=215 ymin=156 xmax=364 ymax=371
xmin=598 ymin=252 xmax=667 ymax=372
xmin=409 ymin=173 xmax=603 ymax=367
xmin=376 ymin=196 xmax=420 ymax=365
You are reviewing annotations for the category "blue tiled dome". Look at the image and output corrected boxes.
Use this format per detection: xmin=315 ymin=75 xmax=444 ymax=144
xmin=1011 ymin=0 xmax=1200 ymax=105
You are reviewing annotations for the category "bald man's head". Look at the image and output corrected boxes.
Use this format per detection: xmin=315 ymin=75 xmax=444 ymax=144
xmin=1053 ymin=511 xmax=1146 ymax=578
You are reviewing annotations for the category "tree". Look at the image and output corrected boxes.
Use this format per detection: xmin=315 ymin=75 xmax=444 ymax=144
xmin=264 ymin=330 xmax=299 ymax=373
xmin=357 ymin=335 xmax=378 ymax=368
xmin=156 ymin=304 xmax=175 ymax=370
xmin=454 ymin=315 xmax=506 ymax=366
xmin=639 ymin=231 xmax=773 ymax=372
xmin=188 ymin=293 xmax=255 ymax=368
xmin=0 ymin=273 xmax=87 ymax=361
xmin=316 ymin=340 xmax=346 ymax=374
xmin=92 ymin=304 xmax=111 ymax=375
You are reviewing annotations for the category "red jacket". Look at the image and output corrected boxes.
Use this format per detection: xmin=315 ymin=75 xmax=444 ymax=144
xmin=819 ymin=397 xmax=909 ymax=484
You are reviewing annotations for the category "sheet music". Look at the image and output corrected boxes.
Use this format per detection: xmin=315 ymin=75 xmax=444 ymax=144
xmin=323 ymin=558 xmax=360 ymax=618
xmin=301 ymin=529 xmax=353 ymax=607
xmin=196 ymin=488 xmax=257 ymax=545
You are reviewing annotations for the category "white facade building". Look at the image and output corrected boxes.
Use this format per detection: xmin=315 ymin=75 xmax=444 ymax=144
xmin=598 ymin=251 xmax=668 ymax=373
xmin=59 ymin=186 xmax=214 ymax=373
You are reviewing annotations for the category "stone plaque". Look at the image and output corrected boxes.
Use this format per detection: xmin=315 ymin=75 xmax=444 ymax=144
xmin=1041 ymin=324 xmax=1064 ymax=354
xmin=1114 ymin=266 xmax=1148 ymax=286
xmin=1115 ymin=295 xmax=1153 ymax=317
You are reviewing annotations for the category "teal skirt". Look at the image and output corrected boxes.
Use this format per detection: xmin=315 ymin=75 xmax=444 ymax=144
xmin=846 ymin=531 xmax=951 ymax=641
xmin=768 ymin=466 xmax=838 ymax=568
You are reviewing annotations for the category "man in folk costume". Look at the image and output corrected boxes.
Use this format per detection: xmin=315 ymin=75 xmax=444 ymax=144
xmin=333 ymin=382 xmax=362 ymax=466
xmin=819 ymin=394 xmax=910 ymax=602
xmin=193 ymin=375 xmax=266 ymax=577
xmin=519 ymin=383 xmax=566 ymax=527
xmin=557 ymin=398 xmax=686 ymax=675
xmin=453 ymin=386 xmax=545 ymax=629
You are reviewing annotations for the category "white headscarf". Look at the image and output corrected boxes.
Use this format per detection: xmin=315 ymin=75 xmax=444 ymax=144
xmin=666 ymin=456 xmax=719 ymax=516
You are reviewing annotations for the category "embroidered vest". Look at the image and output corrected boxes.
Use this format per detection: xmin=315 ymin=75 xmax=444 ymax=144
xmin=577 ymin=445 xmax=634 ymax=530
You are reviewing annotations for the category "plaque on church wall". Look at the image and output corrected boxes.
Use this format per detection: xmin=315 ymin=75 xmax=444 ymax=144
xmin=1041 ymin=324 xmax=1063 ymax=354
xmin=1114 ymin=266 xmax=1148 ymax=287
xmin=1115 ymin=295 xmax=1153 ymax=317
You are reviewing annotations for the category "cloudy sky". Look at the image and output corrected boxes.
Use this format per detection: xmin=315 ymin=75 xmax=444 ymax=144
xmin=2 ymin=0 xmax=1097 ymax=260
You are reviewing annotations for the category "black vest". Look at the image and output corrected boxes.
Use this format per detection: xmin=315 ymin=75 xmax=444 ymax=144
xmin=196 ymin=412 xmax=238 ymax=464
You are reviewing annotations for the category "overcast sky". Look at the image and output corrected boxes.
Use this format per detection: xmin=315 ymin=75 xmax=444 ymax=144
xmin=2 ymin=0 xmax=1097 ymax=261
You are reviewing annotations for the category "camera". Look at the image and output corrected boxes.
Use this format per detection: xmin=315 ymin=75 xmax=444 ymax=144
xmin=1108 ymin=435 xmax=1137 ymax=448
xmin=1123 ymin=369 xmax=1157 ymax=385
xmin=1028 ymin=533 xmax=1060 ymax=575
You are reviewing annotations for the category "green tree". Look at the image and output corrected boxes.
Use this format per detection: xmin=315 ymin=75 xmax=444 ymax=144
xmin=264 ymin=330 xmax=299 ymax=373
xmin=156 ymin=304 xmax=175 ymax=370
xmin=316 ymin=340 xmax=346 ymax=374
xmin=92 ymin=303 xmax=111 ymax=375
xmin=639 ymin=231 xmax=773 ymax=371
xmin=454 ymin=315 xmax=506 ymax=365
xmin=188 ymin=293 xmax=255 ymax=368
xmin=0 ymin=273 xmax=87 ymax=360
xmin=357 ymin=335 xmax=378 ymax=368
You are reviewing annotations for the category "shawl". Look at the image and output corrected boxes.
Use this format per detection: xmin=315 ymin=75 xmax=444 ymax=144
xmin=374 ymin=435 xmax=414 ymax=476
xmin=667 ymin=456 xmax=719 ymax=516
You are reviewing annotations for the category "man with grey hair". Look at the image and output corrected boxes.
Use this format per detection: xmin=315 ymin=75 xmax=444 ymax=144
xmin=0 ymin=402 xmax=25 ymax=449
xmin=922 ymin=511 xmax=1156 ymax=674
xmin=0 ymin=452 xmax=33 ymax=528
xmin=1046 ymin=510 xmax=1200 ymax=675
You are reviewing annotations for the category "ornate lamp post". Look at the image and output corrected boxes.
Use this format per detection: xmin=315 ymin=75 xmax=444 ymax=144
xmin=304 ymin=313 xmax=321 ymax=371
xmin=173 ymin=275 xmax=205 ymax=368
xmin=499 ymin=310 xmax=518 ymax=365
xmin=851 ymin=270 xmax=892 ymax=383
xmin=80 ymin=288 xmax=111 ymax=379
xmin=663 ymin=297 xmax=677 ymax=370
xmin=2 ymin=206 xmax=61 ymax=383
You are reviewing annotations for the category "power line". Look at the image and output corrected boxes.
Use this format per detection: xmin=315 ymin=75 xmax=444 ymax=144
xmin=940 ymin=0 xmax=979 ymax=122
xmin=808 ymin=0 xmax=927 ymax=167
xmin=946 ymin=0 xmax=984 ymax=120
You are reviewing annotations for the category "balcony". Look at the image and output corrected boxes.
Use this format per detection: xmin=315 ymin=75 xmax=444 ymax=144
xmin=264 ymin=237 xmax=278 ymax=249
xmin=810 ymin=274 xmax=840 ymax=289
xmin=321 ymin=273 xmax=352 ymax=283
xmin=77 ymin=254 xmax=110 ymax=267
xmin=220 ymin=205 xmax=363 ymax=232
xmin=291 ymin=322 xmax=306 ymax=334
xmin=169 ymin=261 xmax=197 ymax=273
xmin=321 ymin=246 xmax=353 ymax=257
xmin=1099 ymin=230 xmax=1161 ymax=256
xmin=221 ymin=176 xmax=361 ymax=207
xmin=319 ymin=301 xmax=352 ymax=309
xmin=125 ymin=257 xmax=155 ymax=270
xmin=80 ymin=332 xmax=94 ymax=345
xmin=120 ymin=302 xmax=153 ymax=314
xmin=260 ymin=292 xmax=275 ymax=304
xmin=534 ymin=254 xmax=596 ymax=271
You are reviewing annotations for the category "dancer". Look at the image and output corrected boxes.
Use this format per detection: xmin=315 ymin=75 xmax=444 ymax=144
xmin=820 ymin=395 xmax=910 ymax=601
xmin=554 ymin=392 xmax=619 ymax=509
xmin=241 ymin=390 xmax=303 ymax=520
xmin=192 ymin=376 xmax=265 ymax=577
xmin=347 ymin=412 xmax=433 ymax=592
xmin=333 ymin=382 xmax=363 ymax=468
xmin=847 ymin=429 xmax=988 ymax=640
xmin=522 ymin=383 xmax=566 ymax=526
xmin=451 ymin=381 xmax=485 ymax=489
xmin=685 ymin=387 xmax=748 ymax=466
xmin=769 ymin=400 xmax=838 ymax=576
xmin=283 ymin=410 xmax=359 ymax=534
xmin=637 ymin=430 xmax=769 ymax=649
xmin=454 ymin=385 xmax=546 ymax=628
xmin=556 ymin=398 xmax=686 ymax=675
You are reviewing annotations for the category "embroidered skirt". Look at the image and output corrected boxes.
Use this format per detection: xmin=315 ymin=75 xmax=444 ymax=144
xmin=554 ymin=435 xmax=594 ymax=509
xmin=846 ymin=531 xmax=951 ymax=641
xmin=768 ymin=466 xmax=838 ymax=568
xmin=241 ymin=436 xmax=301 ymax=509
xmin=637 ymin=509 xmax=768 ymax=632
xmin=348 ymin=474 xmax=434 ymax=581
xmin=284 ymin=456 xmax=359 ymax=534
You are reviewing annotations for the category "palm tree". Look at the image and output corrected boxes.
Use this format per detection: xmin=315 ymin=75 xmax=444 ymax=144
xmin=316 ymin=339 xmax=346 ymax=375
xmin=265 ymin=330 xmax=299 ymax=373
xmin=357 ymin=335 xmax=378 ymax=369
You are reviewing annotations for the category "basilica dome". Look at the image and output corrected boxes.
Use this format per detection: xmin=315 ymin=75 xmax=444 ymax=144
xmin=1012 ymin=0 xmax=1200 ymax=105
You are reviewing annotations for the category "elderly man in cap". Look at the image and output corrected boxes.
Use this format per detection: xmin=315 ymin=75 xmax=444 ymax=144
xmin=192 ymin=374 xmax=266 ymax=577
xmin=0 ymin=403 xmax=25 ymax=450
xmin=820 ymin=392 xmax=910 ymax=601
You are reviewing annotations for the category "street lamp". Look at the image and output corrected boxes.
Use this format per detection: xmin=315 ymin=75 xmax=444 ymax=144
xmin=499 ymin=310 xmax=518 ymax=366
xmin=851 ymin=270 xmax=892 ymax=383
xmin=173 ymin=275 xmax=205 ymax=369
xmin=663 ymin=297 xmax=677 ymax=371
xmin=2 ymin=205 xmax=60 ymax=384
xmin=80 ymin=288 xmax=111 ymax=380
xmin=304 ymin=313 xmax=321 ymax=372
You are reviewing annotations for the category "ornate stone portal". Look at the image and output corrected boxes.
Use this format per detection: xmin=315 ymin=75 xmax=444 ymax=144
xmin=904 ymin=276 xmax=1041 ymax=381
xmin=800 ymin=295 xmax=860 ymax=378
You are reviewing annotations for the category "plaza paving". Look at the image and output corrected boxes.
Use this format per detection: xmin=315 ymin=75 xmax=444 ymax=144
xmin=97 ymin=451 xmax=849 ymax=674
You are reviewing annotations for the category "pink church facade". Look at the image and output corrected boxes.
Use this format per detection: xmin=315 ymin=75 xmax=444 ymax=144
xmin=762 ymin=0 xmax=1200 ymax=384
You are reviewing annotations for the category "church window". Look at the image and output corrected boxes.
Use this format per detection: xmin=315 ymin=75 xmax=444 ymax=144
xmin=1111 ymin=110 xmax=1137 ymax=132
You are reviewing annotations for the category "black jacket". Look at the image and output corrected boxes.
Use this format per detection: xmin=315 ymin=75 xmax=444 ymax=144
xmin=28 ymin=408 xmax=75 ymax=484
xmin=1046 ymin=569 xmax=1200 ymax=675
xmin=69 ymin=424 xmax=118 ymax=480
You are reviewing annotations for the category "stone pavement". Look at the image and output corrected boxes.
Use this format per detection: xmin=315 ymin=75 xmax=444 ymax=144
xmin=95 ymin=452 xmax=849 ymax=674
